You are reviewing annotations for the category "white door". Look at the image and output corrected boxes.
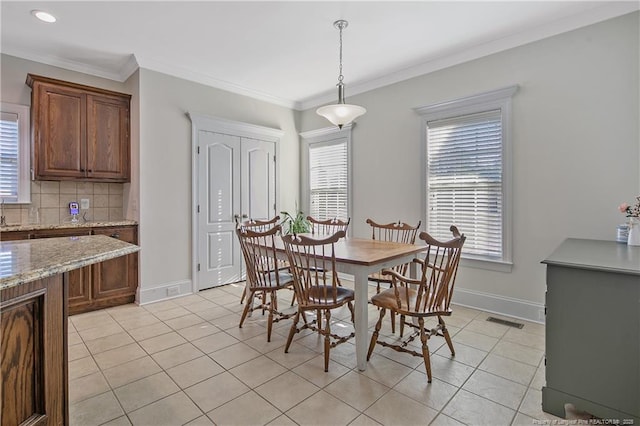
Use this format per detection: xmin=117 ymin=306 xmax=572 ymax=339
xmin=242 ymin=137 xmax=276 ymax=222
xmin=197 ymin=131 xmax=276 ymax=290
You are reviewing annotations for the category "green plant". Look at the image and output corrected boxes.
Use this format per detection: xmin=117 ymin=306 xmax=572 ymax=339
xmin=280 ymin=207 xmax=311 ymax=235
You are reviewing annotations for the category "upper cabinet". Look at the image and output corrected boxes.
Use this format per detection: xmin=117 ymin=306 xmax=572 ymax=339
xmin=26 ymin=74 xmax=131 ymax=182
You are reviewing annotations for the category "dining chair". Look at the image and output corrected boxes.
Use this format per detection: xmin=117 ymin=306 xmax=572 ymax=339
xmin=366 ymin=218 xmax=421 ymax=334
xmin=301 ymin=216 xmax=350 ymax=314
xmin=367 ymin=226 xmax=465 ymax=383
xmin=307 ymin=216 xmax=351 ymax=236
xmin=236 ymin=216 xmax=291 ymax=305
xmin=282 ymin=231 xmax=355 ymax=372
xmin=236 ymin=224 xmax=295 ymax=342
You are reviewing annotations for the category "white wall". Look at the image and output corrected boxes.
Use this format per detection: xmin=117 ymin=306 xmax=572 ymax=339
xmin=300 ymin=12 xmax=640 ymax=321
xmin=136 ymin=69 xmax=300 ymax=302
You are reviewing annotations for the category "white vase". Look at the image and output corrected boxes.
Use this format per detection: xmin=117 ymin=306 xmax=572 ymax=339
xmin=628 ymin=218 xmax=640 ymax=246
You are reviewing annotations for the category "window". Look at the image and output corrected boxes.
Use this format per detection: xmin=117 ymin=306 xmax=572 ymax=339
xmin=0 ymin=103 xmax=30 ymax=203
xmin=416 ymin=86 xmax=517 ymax=270
xmin=300 ymin=125 xmax=352 ymax=222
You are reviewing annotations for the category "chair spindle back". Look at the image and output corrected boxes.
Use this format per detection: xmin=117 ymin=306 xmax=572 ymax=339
xmin=307 ymin=216 xmax=350 ymax=236
xmin=390 ymin=226 xmax=465 ymax=314
xmin=282 ymin=231 xmax=345 ymax=308
xmin=236 ymin=225 xmax=284 ymax=291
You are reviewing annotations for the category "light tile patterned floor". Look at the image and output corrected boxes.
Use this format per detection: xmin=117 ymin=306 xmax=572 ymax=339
xmin=68 ymin=281 xmax=561 ymax=426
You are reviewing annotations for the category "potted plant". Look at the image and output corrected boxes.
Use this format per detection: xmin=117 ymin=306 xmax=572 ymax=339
xmin=280 ymin=206 xmax=311 ymax=235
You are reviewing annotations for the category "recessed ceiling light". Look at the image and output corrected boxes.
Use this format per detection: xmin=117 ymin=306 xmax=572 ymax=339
xmin=31 ymin=10 xmax=56 ymax=23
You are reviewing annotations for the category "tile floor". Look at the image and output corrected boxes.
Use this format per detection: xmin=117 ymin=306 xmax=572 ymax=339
xmin=68 ymin=281 xmax=562 ymax=426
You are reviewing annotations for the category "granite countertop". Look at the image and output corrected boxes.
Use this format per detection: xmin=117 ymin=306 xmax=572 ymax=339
xmin=542 ymin=238 xmax=640 ymax=276
xmin=0 ymin=235 xmax=141 ymax=290
xmin=0 ymin=219 xmax=137 ymax=233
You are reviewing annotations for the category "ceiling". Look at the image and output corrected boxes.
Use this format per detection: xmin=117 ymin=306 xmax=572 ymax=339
xmin=2 ymin=1 xmax=638 ymax=110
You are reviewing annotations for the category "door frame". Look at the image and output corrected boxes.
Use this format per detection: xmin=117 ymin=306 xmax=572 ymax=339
xmin=187 ymin=112 xmax=283 ymax=293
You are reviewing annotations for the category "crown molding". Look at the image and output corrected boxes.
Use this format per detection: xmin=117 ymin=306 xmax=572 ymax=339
xmin=297 ymin=3 xmax=640 ymax=111
xmin=4 ymin=3 xmax=637 ymax=111
xmin=2 ymin=46 xmax=129 ymax=82
xmin=136 ymin=56 xmax=297 ymax=110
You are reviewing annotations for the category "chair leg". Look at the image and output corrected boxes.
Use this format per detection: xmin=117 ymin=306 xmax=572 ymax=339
xmin=285 ymin=311 xmax=300 ymax=353
xmin=239 ymin=290 xmax=253 ymax=328
xmin=399 ymin=314 xmax=405 ymax=337
xmin=316 ymin=309 xmax=322 ymax=333
xmin=390 ymin=311 xmax=396 ymax=334
xmin=439 ymin=316 xmax=455 ymax=356
xmin=367 ymin=308 xmax=386 ymax=360
xmin=290 ymin=289 xmax=296 ymax=306
xmin=240 ymin=283 xmax=247 ymax=304
xmin=267 ymin=291 xmax=276 ymax=342
xmin=418 ymin=317 xmax=432 ymax=383
xmin=324 ymin=309 xmax=331 ymax=372
xmin=347 ymin=301 xmax=355 ymax=323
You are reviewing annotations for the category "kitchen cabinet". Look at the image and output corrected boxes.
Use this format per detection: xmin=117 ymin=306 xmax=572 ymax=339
xmin=542 ymin=239 xmax=640 ymax=423
xmin=0 ymin=224 xmax=138 ymax=315
xmin=26 ymin=74 xmax=131 ymax=182
xmin=1 ymin=235 xmax=139 ymax=426
xmin=90 ymin=226 xmax=138 ymax=309
xmin=1 ymin=274 xmax=67 ymax=426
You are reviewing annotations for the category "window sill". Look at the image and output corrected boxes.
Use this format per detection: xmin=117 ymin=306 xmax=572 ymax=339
xmin=460 ymin=255 xmax=512 ymax=273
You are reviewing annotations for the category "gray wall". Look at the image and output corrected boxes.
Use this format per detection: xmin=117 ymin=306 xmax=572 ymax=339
xmin=2 ymin=11 xmax=638 ymax=320
xmin=300 ymin=12 xmax=640 ymax=319
xmin=136 ymin=69 xmax=300 ymax=301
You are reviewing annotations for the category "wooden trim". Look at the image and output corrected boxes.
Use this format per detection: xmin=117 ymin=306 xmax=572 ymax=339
xmin=26 ymin=74 xmax=132 ymax=99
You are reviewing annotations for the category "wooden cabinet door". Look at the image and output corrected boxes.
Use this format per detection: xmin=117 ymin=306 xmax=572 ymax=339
xmin=1 ymin=274 xmax=67 ymax=426
xmin=86 ymin=94 xmax=130 ymax=181
xmin=32 ymin=82 xmax=86 ymax=179
xmin=27 ymin=74 xmax=131 ymax=182
xmin=67 ymin=267 xmax=92 ymax=313
xmin=91 ymin=227 xmax=137 ymax=302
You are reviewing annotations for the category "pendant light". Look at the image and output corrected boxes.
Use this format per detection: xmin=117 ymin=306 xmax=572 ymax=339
xmin=316 ymin=20 xmax=366 ymax=129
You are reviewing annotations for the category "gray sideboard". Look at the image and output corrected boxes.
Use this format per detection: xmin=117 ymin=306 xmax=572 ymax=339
xmin=542 ymin=238 xmax=640 ymax=423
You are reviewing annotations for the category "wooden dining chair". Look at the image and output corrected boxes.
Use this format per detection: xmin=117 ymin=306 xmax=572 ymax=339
xmin=307 ymin=216 xmax=351 ymax=236
xmin=282 ymin=231 xmax=355 ymax=372
xmin=367 ymin=226 xmax=465 ymax=383
xmin=236 ymin=216 xmax=291 ymax=304
xmin=366 ymin=218 xmax=421 ymax=334
xmin=236 ymin=224 xmax=295 ymax=342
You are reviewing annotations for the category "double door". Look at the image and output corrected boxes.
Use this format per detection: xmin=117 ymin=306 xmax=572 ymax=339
xmin=197 ymin=131 xmax=277 ymax=290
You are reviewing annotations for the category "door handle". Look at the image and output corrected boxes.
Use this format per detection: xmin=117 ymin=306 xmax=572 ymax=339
xmin=233 ymin=214 xmax=248 ymax=222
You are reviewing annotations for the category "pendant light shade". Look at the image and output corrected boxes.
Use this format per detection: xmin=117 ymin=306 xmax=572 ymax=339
xmin=316 ymin=20 xmax=366 ymax=129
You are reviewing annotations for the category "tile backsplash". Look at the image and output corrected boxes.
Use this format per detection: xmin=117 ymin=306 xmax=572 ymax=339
xmin=2 ymin=181 xmax=124 ymax=225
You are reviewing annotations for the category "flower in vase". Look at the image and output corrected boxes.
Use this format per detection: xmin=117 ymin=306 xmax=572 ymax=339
xmin=619 ymin=196 xmax=640 ymax=218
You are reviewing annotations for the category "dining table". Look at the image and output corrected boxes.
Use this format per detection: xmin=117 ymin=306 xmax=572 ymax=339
xmin=274 ymin=235 xmax=426 ymax=371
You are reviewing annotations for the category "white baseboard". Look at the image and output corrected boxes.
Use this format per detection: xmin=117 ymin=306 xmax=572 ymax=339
xmin=452 ymin=287 xmax=545 ymax=324
xmin=138 ymin=280 xmax=193 ymax=305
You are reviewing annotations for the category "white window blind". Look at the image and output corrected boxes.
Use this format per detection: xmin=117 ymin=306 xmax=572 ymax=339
xmin=0 ymin=103 xmax=30 ymax=204
xmin=0 ymin=111 xmax=20 ymax=202
xmin=427 ymin=110 xmax=503 ymax=259
xmin=309 ymin=141 xmax=348 ymax=221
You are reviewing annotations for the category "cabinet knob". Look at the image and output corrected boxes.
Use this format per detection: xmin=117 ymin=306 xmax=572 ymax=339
xmin=111 ymin=233 xmax=120 ymax=239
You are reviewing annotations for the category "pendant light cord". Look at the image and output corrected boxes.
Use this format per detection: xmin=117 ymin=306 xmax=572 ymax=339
xmin=338 ymin=23 xmax=344 ymax=84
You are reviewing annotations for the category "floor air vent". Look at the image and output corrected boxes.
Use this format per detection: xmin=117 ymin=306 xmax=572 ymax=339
xmin=486 ymin=316 xmax=524 ymax=329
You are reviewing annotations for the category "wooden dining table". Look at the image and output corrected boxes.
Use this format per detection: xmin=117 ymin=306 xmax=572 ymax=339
xmin=274 ymin=236 xmax=426 ymax=371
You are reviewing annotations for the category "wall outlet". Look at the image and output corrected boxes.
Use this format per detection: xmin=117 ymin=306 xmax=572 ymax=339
xmin=167 ymin=286 xmax=180 ymax=297
xmin=80 ymin=198 xmax=90 ymax=209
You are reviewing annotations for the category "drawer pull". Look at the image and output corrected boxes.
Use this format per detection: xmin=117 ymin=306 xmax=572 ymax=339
xmin=111 ymin=233 xmax=120 ymax=239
